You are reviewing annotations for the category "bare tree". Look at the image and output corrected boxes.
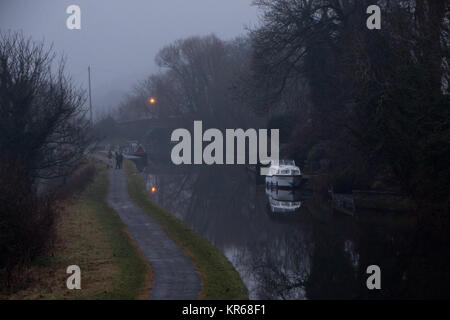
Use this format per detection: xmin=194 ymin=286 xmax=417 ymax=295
xmin=0 ymin=31 xmax=91 ymax=183
xmin=118 ymin=34 xmax=260 ymax=129
xmin=0 ymin=31 xmax=92 ymax=288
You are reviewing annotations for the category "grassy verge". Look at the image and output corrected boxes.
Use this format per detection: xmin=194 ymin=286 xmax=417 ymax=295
xmin=124 ymin=160 xmax=248 ymax=300
xmin=2 ymin=161 xmax=152 ymax=299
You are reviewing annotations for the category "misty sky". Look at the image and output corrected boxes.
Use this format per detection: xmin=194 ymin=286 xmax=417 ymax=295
xmin=0 ymin=0 xmax=259 ymax=116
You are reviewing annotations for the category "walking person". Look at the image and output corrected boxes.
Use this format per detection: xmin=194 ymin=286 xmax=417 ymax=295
xmin=107 ymin=149 xmax=113 ymax=168
xmin=119 ymin=152 xmax=124 ymax=169
xmin=115 ymin=151 xmax=120 ymax=169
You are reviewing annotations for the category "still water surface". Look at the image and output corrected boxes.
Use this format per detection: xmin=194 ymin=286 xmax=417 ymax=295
xmin=137 ymin=162 xmax=416 ymax=299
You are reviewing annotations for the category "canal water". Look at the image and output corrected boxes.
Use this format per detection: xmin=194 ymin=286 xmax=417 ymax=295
xmin=135 ymin=162 xmax=423 ymax=299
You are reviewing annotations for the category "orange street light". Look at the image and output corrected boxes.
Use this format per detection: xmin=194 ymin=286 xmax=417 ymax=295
xmin=149 ymin=97 xmax=157 ymax=105
xmin=151 ymin=186 xmax=157 ymax=193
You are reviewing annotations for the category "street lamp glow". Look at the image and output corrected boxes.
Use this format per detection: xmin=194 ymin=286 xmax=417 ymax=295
xmin=149 ymin=97 xmax=157 ymax=105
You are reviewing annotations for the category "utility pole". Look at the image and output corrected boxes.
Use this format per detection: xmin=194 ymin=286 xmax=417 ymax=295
xmin=88 ymin=66 xmax=93 ymax=125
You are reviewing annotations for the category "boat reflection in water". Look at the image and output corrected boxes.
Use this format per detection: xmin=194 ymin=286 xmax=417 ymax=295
xmin=265 ymin=187 xmax=302 ymax=213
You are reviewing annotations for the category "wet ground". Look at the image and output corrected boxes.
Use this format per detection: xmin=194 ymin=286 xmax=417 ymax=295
xmin=99 ymin=156 xmax=202 ymax=299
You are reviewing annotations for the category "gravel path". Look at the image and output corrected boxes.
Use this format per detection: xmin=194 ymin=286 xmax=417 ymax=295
xmin=106 ymin=167 xmax=202 ymax=300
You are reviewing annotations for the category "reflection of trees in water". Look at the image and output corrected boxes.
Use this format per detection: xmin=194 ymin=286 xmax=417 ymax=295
xmin=184 ymin=167 xmax=259 ymax=247
xmin=305 ymin=214 xmax=360 ymax=299
xmin=235 ymin=204 xmax=420 ymax=299
xmin=149 ymin=166 xmax=261 ymax=249
xmin=147 ymin=166 xmax=442 ymax=299
xmin=305 ymin=214 xmax=418 ymax=299
xmin=153 ymin=173 xmax=193 ymax=218
xmin=236 ymin=228 xmax=312 ymax=300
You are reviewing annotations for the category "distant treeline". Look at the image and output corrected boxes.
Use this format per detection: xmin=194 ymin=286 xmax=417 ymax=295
xmin=107 ymin=0 xmax=449 ymax=218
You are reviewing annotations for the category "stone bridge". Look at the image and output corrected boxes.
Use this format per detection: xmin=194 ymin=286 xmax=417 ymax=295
xmin=116 ymin=117 xmax=195 ymax=140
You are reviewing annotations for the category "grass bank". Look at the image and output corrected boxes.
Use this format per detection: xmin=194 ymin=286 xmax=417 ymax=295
xmin=2 ymin=161 xmax=152 ymax=299
xmin=124 ymin=160 xmax=248 ymax=300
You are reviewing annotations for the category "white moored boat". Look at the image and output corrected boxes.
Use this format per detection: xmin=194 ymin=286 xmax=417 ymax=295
xmin=265 ymin=160 xmax=302 ymax=188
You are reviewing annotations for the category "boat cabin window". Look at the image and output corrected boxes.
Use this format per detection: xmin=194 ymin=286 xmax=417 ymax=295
xmin=272 ymin=160 xmax=296 ymax=166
